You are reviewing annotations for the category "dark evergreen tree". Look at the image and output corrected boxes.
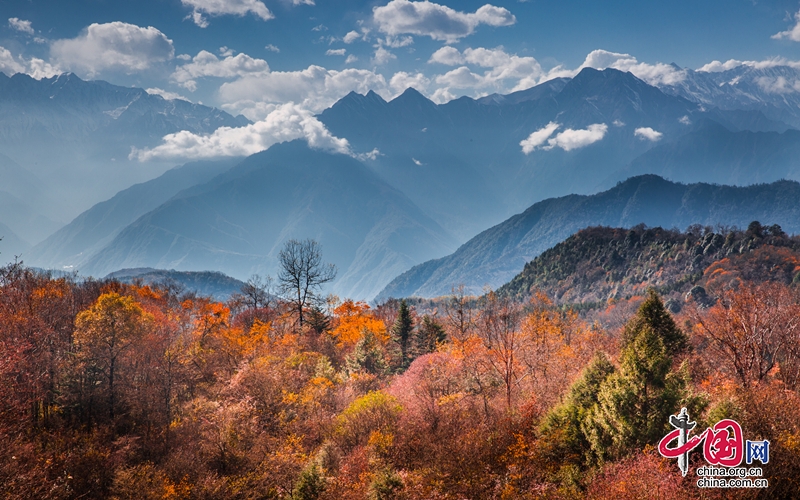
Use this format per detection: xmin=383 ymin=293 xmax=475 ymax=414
xmin=621 ymin=288 xmax=688 ymax=356
xmin=584 ymin=293 xmax=691 ymax=463
xmin=413 ymin=315 xmax=447 ymax=357
xmin=306 ymin=306 xmax=331 ymax=335
xmin=539 ymin=352 xmax=616 ymax=467
xmin=346 ymin=330 xmax=390 ymax=376
xmin=391 ymin=299 xmax=414 ymax=369
xmin=292 ymin=462 xmax=326 ymax=500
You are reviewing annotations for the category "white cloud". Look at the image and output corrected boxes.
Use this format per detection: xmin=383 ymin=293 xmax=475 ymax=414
xmin=679 ymin=115 xmax=691 ymax=125
xmin=181 ymin=0 xmax=273 ymax=27
xmin=326 ymin=48 xmax=346 ymax=56
xmin=0 ymin=46 xmax=25 ymax=75
xmin=131 ymin=102 xmax=350 ymax=161
xmin=612 ymin=119 xmax=625 ymax=127
xmin=217 ymin=65 xmax=391 ymax=118
xmin=697 ymin=57 xmax=800 ymax=73
xmin=577 ymin=49 xmax=685 ymax=86
xmin=373 ymin=0 xmax=516 ymax=43
xmin=389 ymin=71 xmax=430 ymax=93
xmin=429 ymin=46 xmax=464 ymax=65
xmin=412 ymin=158 xmax=423 ymax=165
xmin=0 ymin=45 xmax=61 ymax=79
xmin=292 ymin=0 xmax=315 ymax=4
xmin=382 ymin=35 xmax=414 ymax=48
xmin=343 ymin=30 xmax=361 ymax=44
xmin=754 ymin=75 xmax=800 ymax=94
xmin=146 ymin=87 xmax=190 ymax=101
xmin=345 ymin=54 xmax=358 ymax=64
xmin=634 ymin=127 xmax=663 ymax=141
xmin=430 ymin=46 xmax=544 ymax=92
xmin=697 ymin=59 xmax=745 ymax=72
xmin=373 ymin=45 xmax=396 ymax=65
xmin=773 ymin=10 xmax=800 ymax=41
xmin=544 ymin=123 xmax=608 ymax=151
xmin=171 ymin=50 xmax=269 ymax=91
xmin=51 ymin=22 xmax=174 ymax=76
xmin=520 ymin=121 xmax=559 ymax=154
xmin=356 ymin=148 xmax=382 ymax=161
xmin=8 ymin=18 xmax=34 ymax=35
xmin=265 ymin=44 xmax=280 ymax=52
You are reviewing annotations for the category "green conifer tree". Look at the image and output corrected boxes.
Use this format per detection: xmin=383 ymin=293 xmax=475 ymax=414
xmin=621 ymin=288 xmax=688 ymax=355
xmin=414 ymin=315 xmax=447 ymax=357
xmin=539 ymin=352 xmax=616 ymax=466
xmin=585 ymin=326 xmax=684 ymax=462
xmin=346 ymin=330 xmax=390 ymax=376
xmin=391 ymin=300 xmax=414 ymax=369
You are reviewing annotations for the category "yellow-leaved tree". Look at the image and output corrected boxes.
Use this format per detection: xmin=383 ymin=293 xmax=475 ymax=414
xmin=74 ymin=292 xmax=153 ymax=421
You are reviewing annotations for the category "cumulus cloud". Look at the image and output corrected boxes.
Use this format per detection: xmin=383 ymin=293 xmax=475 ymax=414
xmin=326 ymin=48 xmax=346 ymax=56
xmin=520 ymin=121 xmax=559 ymax=154
xmin=345 ymin=54 xmax=358 ymax=64
xmin=520 ymin=122 xmax=608 ymax=153
xmin=0 ymin=46 xmax=61 ymax=79
xmin=697 ymin=57 xmax=800 ymax=73
xmin=431 ymin=46 xmax=544 ymax=93
xmin=146 ymin=87 xmax=191 ymax=101
xmin=265 ymin=44 xmax=280 ymax=52
xmin=171 ymin=50 xmax=269 ymax=91
xmin=389 ymin=71 xmax=430 ymax=93
xmin=428 ymin=46 xmax=464 ymax=65
xmin=634 ymin=127 xmax=663 ymax=141
xmin=679 ymin=115 xmax=691 ymax=125
xmin=343 ymin=30 xmax=361 ymax=43
xmin=773 ymin=10 xmax=800 ymax=41
xmin=576 ymin=49 xmax=685 ymax=86
xmin=755 ymin=75 xmax=800 ymax=94
xmin=218 ymin=65 xmax=391 ymax=119
xmin=8 ymin=18 xmax=34 ymax=35
xmin=372 ymin=45 xmax=396 ymax=65
xmin=181 ymin=0 xmax=273 ymax=27
xmin=546 ymin=123 xmax=608 ymax=151
xmin=131 ymin=102 xmax=350 ymax=161
xmin=373 ymin=0 xmax=516 ymax=43
xmin=51 ymin=22 xmax=174 ymax=75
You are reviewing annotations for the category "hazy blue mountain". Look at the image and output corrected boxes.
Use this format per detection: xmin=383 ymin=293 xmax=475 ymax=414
xmin=0 ymin=190 xmax=61 ymax=246
xmin=0 ymin=72 xmax=250 ymax=221
xmin=659 ymin=64 xmax=800 ymax=128
xmin=376 ymin=175 xmax=800 ymax=300
xmin=80 ymin=141 xmax=459 ymax=300
xmin=105 ymin=268 xmax=246 ymax=301
xmin=23 ymin=158 xmax=241 ymax=271
xmin=611 ymin=120 xmax=800 ymax=185
xmin=320 ymin=68 xmax=787 ymax=240
xmin=0 ymin=222 xmax=30 ymax=259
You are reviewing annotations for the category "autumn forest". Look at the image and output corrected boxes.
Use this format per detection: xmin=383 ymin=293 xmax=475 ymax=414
xmin=1 ymin=226 xmax=800 ymax=500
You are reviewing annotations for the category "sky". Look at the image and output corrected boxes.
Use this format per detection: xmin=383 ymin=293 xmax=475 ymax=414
xmin=3 ymin=0 xmax=800 ymax=160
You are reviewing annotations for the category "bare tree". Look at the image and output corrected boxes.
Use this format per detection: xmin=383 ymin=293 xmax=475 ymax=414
xmin=278 ymin=239 xmax=336 ymax=327
xmin=240 ymin=274 xmax=274 ymax=310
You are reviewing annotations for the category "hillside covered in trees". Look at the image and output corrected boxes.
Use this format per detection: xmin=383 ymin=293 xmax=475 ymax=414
xmin=498 ymin=221 xmax=800 ymax=310
xmin=2 ymin=239 xmax=800 ymax=498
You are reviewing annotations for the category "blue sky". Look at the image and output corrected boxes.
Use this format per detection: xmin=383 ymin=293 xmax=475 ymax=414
xmin=4 ymin=0 xmax=800 ymax=160
xmin=3 ymin=0 xmax=800 ymax=110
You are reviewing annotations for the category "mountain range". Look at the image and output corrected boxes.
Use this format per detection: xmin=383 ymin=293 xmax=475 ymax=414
xmin=377 ymin=175 xmax=800 ymax=300
xmin=0 ymin=72 xmax=249 ymax=233
xmin=71 ymin=141 xmax=458 ymax=300
xmin=8 ymin=64 xmax=800 ymax=300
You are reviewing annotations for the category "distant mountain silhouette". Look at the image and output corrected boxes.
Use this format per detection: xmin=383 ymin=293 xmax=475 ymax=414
xmin=77 ymin=141 xmax=458 ymax=300
xmin=25 ymin=158 xmax=241 ymax=272
xmin=376 ymin=175 xmax=800 ymax=299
